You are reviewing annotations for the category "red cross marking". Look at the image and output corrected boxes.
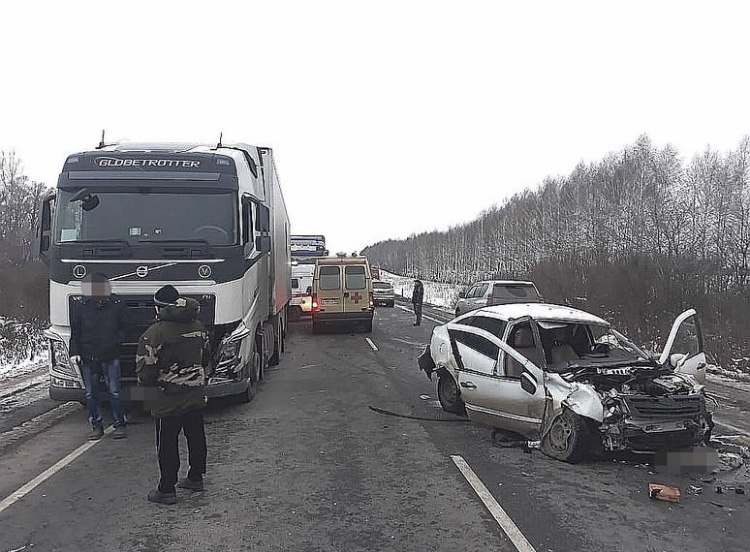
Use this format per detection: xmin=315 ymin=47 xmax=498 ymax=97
xmin=351 ymin=292 xmax=362 ymax=304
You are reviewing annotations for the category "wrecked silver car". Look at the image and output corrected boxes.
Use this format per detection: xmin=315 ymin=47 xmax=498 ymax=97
xmin=418 ymin=304 xmax=713 ymax=462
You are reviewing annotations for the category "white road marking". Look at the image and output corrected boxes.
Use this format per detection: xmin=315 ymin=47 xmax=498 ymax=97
xmin=365 ymin=338 xmax=379 ymax=351
xmin=0 ymin=425 xmax=114 ymax=515
xmin=451 ymin=455 xmax=537 ymax=552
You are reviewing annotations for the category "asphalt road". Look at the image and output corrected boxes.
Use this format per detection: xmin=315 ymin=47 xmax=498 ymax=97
xmin=1 ymin=303 xmax=750 ymax=552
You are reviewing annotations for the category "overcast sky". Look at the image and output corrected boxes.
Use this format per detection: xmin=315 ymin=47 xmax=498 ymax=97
xmin=2 ymin=1 xmax=749 ymax=254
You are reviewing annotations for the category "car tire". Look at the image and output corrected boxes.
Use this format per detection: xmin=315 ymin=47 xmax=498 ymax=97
xmin=437 ymin=372 xmax=466 ymax=415
xmin=454 ymin=308 xmax=461 ymax=318
xmin=542 ymin=408 xmax=590 ymax=463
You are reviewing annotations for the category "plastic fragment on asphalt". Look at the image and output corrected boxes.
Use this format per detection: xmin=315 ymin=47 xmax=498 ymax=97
xmin=419 ymin=394 xmax=430 ymax=400
xmin=648 ymin=483 xmax=681 ymax=503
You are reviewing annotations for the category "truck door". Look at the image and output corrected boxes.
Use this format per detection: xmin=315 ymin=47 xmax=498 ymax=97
xmin=343 ymin=264 xmax=369 ymax=313
xmin=316 ymin=265 xmax=343 ymax=314
xmin=659 ymin=309 xmax=707 ymax=384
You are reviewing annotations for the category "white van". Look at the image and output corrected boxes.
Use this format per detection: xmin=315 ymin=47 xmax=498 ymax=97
xmin=290 ymin=263 xmax=315 ymax=321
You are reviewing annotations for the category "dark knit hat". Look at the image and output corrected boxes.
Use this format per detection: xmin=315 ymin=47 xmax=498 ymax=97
xmin=154 ymin=284 xmax=180 ymax=306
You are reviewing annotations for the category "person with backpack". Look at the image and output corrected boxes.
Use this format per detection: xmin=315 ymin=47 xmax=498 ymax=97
xmin=136 ymin=284 xmax=208 ymax=505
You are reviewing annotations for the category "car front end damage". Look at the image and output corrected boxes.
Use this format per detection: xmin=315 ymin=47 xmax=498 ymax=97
xmin=549 ymin=367 xmax=713 ymax=454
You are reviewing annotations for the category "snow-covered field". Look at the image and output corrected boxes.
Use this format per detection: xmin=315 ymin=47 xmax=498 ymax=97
xmin=0 ymin=318 xmax=47 ymax=381
xmin=380 ymin=270 xmax=459 ymax=311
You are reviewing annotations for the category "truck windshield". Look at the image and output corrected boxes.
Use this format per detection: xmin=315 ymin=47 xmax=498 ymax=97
xmin=54 ymin=188 xmax=238 ymax=245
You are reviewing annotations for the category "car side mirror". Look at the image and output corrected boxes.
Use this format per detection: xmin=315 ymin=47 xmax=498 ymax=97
xmin=458 ymin=291 xmax=466 ymax=299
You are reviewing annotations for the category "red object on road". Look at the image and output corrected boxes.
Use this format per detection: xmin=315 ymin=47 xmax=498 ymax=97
xmin=649 ymin=483 xmax=681 ymax=503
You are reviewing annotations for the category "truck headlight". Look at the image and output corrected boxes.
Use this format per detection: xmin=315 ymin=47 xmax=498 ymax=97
xmin=216 ymin=339 xmax=242 ymax=371
xmin=51 ymin=339 xmax=77 ymax=377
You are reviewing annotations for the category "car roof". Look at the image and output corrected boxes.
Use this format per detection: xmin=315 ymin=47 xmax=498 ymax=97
xmin=465 ymin=303 xmax=610 ymax=326
xmin=472 ymin=280 xmax=537 ymax=286
xmin=315 ymin=257 xmax=369 ymax=265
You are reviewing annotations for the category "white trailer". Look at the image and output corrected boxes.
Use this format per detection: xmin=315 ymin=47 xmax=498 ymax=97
xmin=36 ymin=141 xmax=291 ymax=403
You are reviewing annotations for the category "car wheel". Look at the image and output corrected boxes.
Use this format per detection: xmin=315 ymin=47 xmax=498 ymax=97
xmin=542 ymin=409 xmax=589 ymax=463
xmin=454 ymin=308 xmax=461 ymax=318
xmin=437 ymin=372 xmax=466 ymax=415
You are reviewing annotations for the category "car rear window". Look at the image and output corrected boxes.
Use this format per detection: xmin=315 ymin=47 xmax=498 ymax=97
xmin=345 ymin=265 xmax=366 ymax=289
xmin=319 ymin=266 xmax=341 ymax=291
xmin=492 ymin=283 xmax=540 ymax=300
xmin=373 ymin=282 xmax=392 ymax=289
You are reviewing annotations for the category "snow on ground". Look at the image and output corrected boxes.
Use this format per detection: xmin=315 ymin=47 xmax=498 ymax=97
xmin=380 ymin=270 xmax=459 ymax=311
xmin=0 ymin=318 xmax=47 ymax=381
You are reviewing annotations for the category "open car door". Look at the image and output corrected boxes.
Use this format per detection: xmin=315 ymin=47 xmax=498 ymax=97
xmin=659 ymin=309 xmax=707 ymax=384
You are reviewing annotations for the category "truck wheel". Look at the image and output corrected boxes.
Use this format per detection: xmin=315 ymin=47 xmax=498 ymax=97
xmin=437 ymin=372 xmax=466 ymax=415
xmin=542 ymin=409 xmax=590 ymax=463
xmin=240 ymin=351 xmax=261 ymax=403
xmin=269 ymin=319 xmax=282 ymax=366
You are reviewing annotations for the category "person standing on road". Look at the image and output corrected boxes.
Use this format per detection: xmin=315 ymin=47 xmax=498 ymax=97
xmin=69 ymin=272 xmax=128 ymax=440
xmin=136 ymin=284 xmax=208 ymax=505
xmin=412 ymin=279 xmax=424 ymax=326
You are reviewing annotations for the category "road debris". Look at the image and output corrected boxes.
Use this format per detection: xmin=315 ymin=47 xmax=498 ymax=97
xmin=648 ymin=483 xmax=681 ymax=503
xmin=715 ymin=485 xmax=745 ymax=494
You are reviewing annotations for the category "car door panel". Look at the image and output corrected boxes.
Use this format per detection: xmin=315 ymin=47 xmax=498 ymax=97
xmin=448 ymin=323 xmax=546 ymax=437
xmin=659 ymin=309 xmax=706 ymax=383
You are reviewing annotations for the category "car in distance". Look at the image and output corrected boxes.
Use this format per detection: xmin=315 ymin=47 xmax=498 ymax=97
xmin=372 ymin=280 xmax=395 ymax=307
xmin=454 ymin=280 xmax=542 ymax=317
xmin=417 ymin=303 xmax=712 ymax=462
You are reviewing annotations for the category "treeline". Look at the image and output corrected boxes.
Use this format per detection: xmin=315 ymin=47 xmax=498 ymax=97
xmin=0 ymin=150 xmax=49 ymax=323
xmin=362 ymin=135 xmax=750 ymax=370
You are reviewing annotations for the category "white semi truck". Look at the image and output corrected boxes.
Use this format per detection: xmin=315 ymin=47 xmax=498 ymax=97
xmin=36 ymin=141 xmax=291 ymax=403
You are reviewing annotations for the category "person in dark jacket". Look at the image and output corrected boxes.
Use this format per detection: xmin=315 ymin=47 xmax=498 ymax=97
xmin=69 ymin=273 xmax=128 ymax=440
xmin=136 ymin=284 xmax=208 ymax=505
xmin=412 ymin=279 xmax=424 ymax=326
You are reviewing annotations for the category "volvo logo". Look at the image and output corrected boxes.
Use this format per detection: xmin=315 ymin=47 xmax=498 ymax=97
xmin=198 ymin=265 xmax=212 ymax=279
xmin=136 ymin=266 xmax=149 ymax=278
xmin=73 ymin=265 xmax=86 ymax=279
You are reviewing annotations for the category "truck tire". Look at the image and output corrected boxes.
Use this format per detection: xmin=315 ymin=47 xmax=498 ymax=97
xmin=269 ymin=317 xmax=282 ymax=366
xmin=240 ymin=351 xmax=261 ymax=403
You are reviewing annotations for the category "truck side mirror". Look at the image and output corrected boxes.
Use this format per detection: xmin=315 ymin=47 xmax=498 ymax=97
xmin=306 ymin=286 xmax=312 ymax=295
xmin=255 ymin=235 xmax=271 ymax=253
xmin=258 ymin=205 xmax=270 ymax=232
xmin=36 ymin=193 xmax=54 ymax=265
